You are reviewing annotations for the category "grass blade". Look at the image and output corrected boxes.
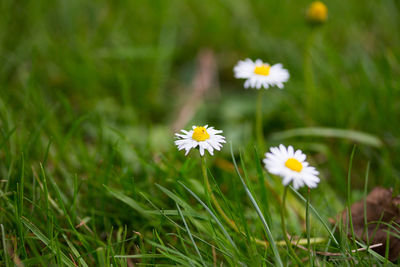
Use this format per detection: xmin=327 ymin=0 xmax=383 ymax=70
xmin=229 ymin=143 xmax=283 ymax=267
xmin=176 ymin=203 xmax=206 ymax=266
xmin=178 ymin=181 xmax=238 ymax=251
xmin=289 ymin=186 xmax=339 ymax=246
xmin=1 ymin=224 xmax=10 ymax=267
xmin=21 ymin=217 xmax=75 ymax=266
xmin=104 ymin=185 xmax=151 ymax=217
xmin=114 ymin=254 xmax=167 ymax=259
xmin=354 ymin=240 xmax=393 ymax=265
xmin=347 ymin=146 xmax=357 ymax=250
xmin=63 ymin=234 xmax=89 ymax=267
xmin=155 ymin=184 xmax=198 ymax=214
xmin=271 ymin=127 xmax=382 ymax=147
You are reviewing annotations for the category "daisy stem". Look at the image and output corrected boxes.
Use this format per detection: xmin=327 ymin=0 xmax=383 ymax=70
xmin=256 ymin=89 xmax=265 ymax=149
xmin=281 ymin=186 xmax=303 ymax=265
xmin=306 ymin=188 xmax=313 ymax=265
xmin=304 ymin=28 xmax=317 ymax=117
xmin=201 ymin=157 xmax=239 ymax=232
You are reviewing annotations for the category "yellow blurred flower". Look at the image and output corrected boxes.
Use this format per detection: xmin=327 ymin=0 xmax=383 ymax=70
xmin=306 ymin=1 xmax=328 ymax=24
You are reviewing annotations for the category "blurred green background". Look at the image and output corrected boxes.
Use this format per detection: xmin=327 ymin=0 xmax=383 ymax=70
xmin=1 ymin=0 xmax=400 ymax=265
xmin=1 ymin=0 xmax=399 ymax=186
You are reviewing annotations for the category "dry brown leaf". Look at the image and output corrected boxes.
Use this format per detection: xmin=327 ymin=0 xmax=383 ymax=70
xmin=339 ymin=186 xmax=400 ymax=261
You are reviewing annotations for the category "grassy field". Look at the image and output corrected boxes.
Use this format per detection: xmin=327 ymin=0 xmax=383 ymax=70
xmin=1 ymin=0 xmax=400 ymax=265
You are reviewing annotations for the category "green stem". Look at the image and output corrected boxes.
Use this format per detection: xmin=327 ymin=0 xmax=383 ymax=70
xmin=304 ymin=28 xmax=317 ymax=117
xmin=281 ymin=186 xmax=303 ymax=265
xmin=256 ymin=89 xmax=265 ymax=149
xmin=1 ymin=224 xmax=10 ymax=267
xmin=306 ymin=188 xmax=313 ymax=265
xmin=347 ymin=147 xmax=357 ymax=249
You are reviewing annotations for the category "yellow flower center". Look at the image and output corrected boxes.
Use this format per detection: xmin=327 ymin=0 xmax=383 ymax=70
xmin=307 ymin=1 xmax=328 ymax=23
xmin=192 ymin=126 xmax=210 ymax=142
xmin=254 ymin=64 xmax=271 ymax=76
xmin=285 ymin=158 xmax=303 ymax=172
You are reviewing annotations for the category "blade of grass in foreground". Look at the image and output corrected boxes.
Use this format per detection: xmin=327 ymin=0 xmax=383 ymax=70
xmin=363 ymin=162 xmax=372 ymax=265
xmin=229 ymin=143 xmax=283 ymax=267
xmin=178 ymin=182 xmax=238 ymax=251
xmin=176 ymin=203 xmax=206 ymax=266
xmin=140 ymin=191 xmax=233 ymax=259
xmin=104 ymin=185 xmax=151 ymax=218
xmin=62 ymin=234 xmax=89 ymax=267
xmin=150 ymin=231 xmax=202 ymax=267
xmin=21 ymin=217 xmax=75 ymax=266
xmin=354 ymin=240 xmax=393 ymax=265
xmin=114 ymin=254 xmax=167 ymax=259
xmin=155 ymin=184 xmax=198 ymax=214
xmin=347 ymin=147 xmax=357 ymax=253
xmin=1 ymin=224 xmax=10 ymax=267
xmin=289 ymin=186 xmax=339 ymax=247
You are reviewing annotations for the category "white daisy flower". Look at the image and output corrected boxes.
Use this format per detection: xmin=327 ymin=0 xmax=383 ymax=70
xmin=263 ymin=144 xmax=320 ymax=189
xmin=175 ymin=125 xmax=226 ymax=156
xmin=234 ymin=58 xmax=289 ymax=89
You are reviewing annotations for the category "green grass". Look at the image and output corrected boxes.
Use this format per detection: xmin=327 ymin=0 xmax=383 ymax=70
xmin=1 ymin=0 xmax=400 ymax=265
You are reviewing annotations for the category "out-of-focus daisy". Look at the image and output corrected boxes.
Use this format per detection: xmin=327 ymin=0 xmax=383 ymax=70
xmin=234 ymin=59 xmax=289 ymax=89
xmin=306 ymin=1 xmax=328 ymax=24
xmin=263 ymin=144 xmax=320 ymax=189
xmin=175 ymin=125 xmax=226 ymax=156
